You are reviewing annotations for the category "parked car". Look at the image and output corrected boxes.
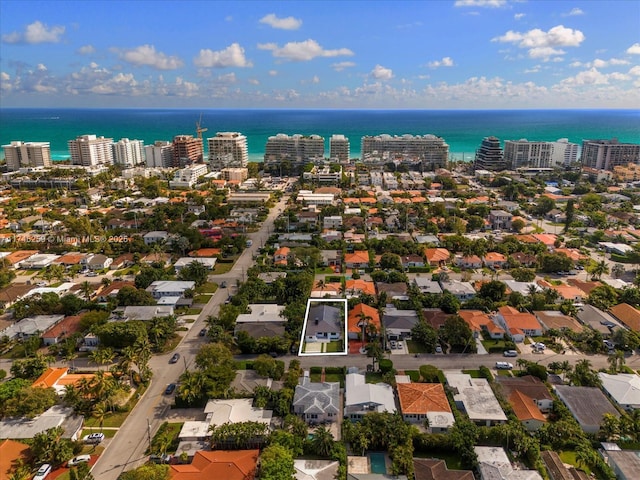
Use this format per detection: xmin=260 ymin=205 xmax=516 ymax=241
xmin=220 ymin=281 xmax=227 ymax=288
xmin=533 ymin=342 xmax=546 ymax=350
xmin=149 ymin=454 xmax=172 ymax=464
xmin=36 ymin=281 xmax=47 ymax=287
xmin=86 ymin=272 xmax=97 ymax=277
xmin=435 ymin=345 xmax=443 ymax=354
xmin=503 ymin=350 xmax=518 ymax=357
xmin=169 ymin=353 xmax=180 ymax=364
xmin=389 ymin=340 xmax=397 ymax=349
xmin=198 ymin=328 xmax=207 ymax=337
xmin=495 ymin=362 xmax=513 ymax=370
xmin=68 ymin=455 xmax=91 ymax=467
xmin=164 ymin=383 xmax=176 ymax=395
xmin=83 ymin=433 xmax=104 ymax=444
xmin=33 ymin=464 xmax=52 ymax=480
xmin=397 ymin=341 xmax=404 ymax=350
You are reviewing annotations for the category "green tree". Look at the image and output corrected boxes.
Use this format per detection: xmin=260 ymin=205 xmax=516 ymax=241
xmin=253 ymin=354 xmax=278 ymax=378
xmin=118 ymin=464 xmax=170 ymax=480
xmin=441 ymin=315 xmax=476 ymax=353
xmin=311 ymin=425 xmax=335 ymax=457
xmin=116 ymin=286 xmax=156 ymax=306
xmin=31 ymin=426 xmax=74 ymax=467
xmin=439 ymin=291 xmax=460 ymax=314
xmin=177 ymin=261 xmax=209 ymax=287
xmin=510 ymin=268 xmax=536 ymax=282
xmin=411 ymin=321 xmax=439 ymax=352
xmin=588 ymin=285 xmax=619 ymax=311
xmin=259 ymin=444 xmax=295 ymax=480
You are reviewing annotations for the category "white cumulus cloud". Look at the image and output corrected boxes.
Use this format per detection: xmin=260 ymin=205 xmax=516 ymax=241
xmin=258 ymin=39 xmax=353 ymax=62
xmin=454 ymin=0 xmax=506 ymax=7
xmin=514 ymin=13 xmax=525 ymax=20
xmin=371 ymin=64 xmax=394 ymax=80
xmin=493 ymin=25 xmax=585 ymax=60
xmin=428 ymin=57 xmax=454 ymax=68
xmin=563 ymin=8 xmax=585 ymax=16
xmin=332 ymin=61 xmax=356 ymax=71
xmin=627 ymin=43 xmax=640 ymax=55
xmin=194 ymin=43 xmax=252 ymax=68
xmin=117 ymin=44 xmax=183 ymax=70
xmin=2 ymin=20 xmax=65 ymax=44
xmin=77 ymin=45 xmax=96 ymax=55
xmin=259 ymin=13 xmax=302 ymax=30
xmin=269 ymin=70 xmax=278 ymax=76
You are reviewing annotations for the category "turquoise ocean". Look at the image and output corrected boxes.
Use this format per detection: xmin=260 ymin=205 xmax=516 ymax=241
xmin=1 ymin=108 xmax=639 ymax=162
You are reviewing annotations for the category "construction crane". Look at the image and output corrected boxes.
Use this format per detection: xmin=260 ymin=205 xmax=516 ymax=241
xmin=195 ymin=113 xmax=208 ymax=140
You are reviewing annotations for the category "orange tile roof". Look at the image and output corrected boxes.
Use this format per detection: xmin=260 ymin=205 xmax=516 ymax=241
xmin=0 ymin=439 xmax=31 ymax=479
xmin=610 ymin=303 xmax=640 ymax=332
xmin=554 ymin=248 xmax=587 ymax=262
xmin=274 ymin=247 xmax=290 ymax=257
xmin=343 ymin=198 xmax=361 ymax=204
xmin=54 ymin=253 xmax=86 ymax=265
xmin=551 ymin=284 xmax=586 ymax=300
xmin=424 ymin=248 xmax=450 ymax=263
xmin=458 ymin=310 xmax=492 ymax=332
xmin=169 ymin=450 xmax=258 ymax=480
xmin=345 ymin=279 xmax=376 ymax=296
xmin=498 ymin=306 xmax=542 ymax=331
xmin=344 ymin=251 xmax=370 ymax=264
xmin=348 ymin=303 xmax=381 ymax=334
xmin=189 ymin=248 xmax=222 ymax=257
xmin=313 ymin=281 xmax=342 ymax=294
xmin=41 ymin=314 xmax=85 ymax=340
xmin=509 ymin=390 xmax=546 ymax=423
xmin=360 ymin=197 xmax=377 ymax=204
xmin=513 ymin=234 xmax=539 ymax=244
xmin=32 ymin=367 xmax=68 ymax=388
xmin=532 ymin=233 xmax=557 ymax=246
xmin=397 ymin=383 xmax=452 ymax=415
xmin=567 ymin=279 xmax=602 ymax=295
xmin=484 ymin=252 xmax=506 ymax=262
xmin=5 ymin=250 xmax=39 ymax=265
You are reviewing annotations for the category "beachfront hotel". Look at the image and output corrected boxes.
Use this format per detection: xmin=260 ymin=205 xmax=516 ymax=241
xmin=208 ymin=132 xmax=249 ymax=170
xmin=112 ymin=138 xmax=145 ymax=168
xmin=360 ymin=134 xmax=449 ymax=170
xmin=580 ymin=138 xmax=640 ymax=171
xmin=68 ymin=134 xmax=114 ymax=167
xmin=2 ymin=141 xmax=52 ymax=172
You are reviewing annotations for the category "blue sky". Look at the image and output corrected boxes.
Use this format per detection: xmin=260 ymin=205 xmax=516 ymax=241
xmin=1 ymin=0 xmax=639 ymax=109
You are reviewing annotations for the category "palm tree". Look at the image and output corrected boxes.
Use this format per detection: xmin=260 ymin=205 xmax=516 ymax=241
xmin=178 ymin=370 xmax=205 ymax=405
xmin=92 ymin=401 xmax=110 ymax=433
xmin=89 ymin=347 xmax=115 ymax=371
xmin=357 ymin=311 xmax=373 ymax=344
xmin=311 ymin=425 xmax=334 ymax=457
xmin=590 ymin=260 xmax=609 ymax=281
xmin=80 ymin=280 xmax=94 ymax=300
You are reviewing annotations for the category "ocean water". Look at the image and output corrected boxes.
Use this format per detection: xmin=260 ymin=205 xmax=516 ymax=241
xmin=1 ymin=108 xmax=638 ymax=162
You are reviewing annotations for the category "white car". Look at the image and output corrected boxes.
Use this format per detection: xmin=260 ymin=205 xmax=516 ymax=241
xmin=33 ymin=464 xmax=52 ymax=480
xmin=533 ymin=342 xmax=546 ymax=350
xmin=496 ymin=362 xmax=514 ymax=370
xmin=68 ymin=455 xmax=91 ymax=467
xmin=397 ymin=341 xmax=404 ymax=350
xmin=83 ymin=432 xmax=104 ymax=444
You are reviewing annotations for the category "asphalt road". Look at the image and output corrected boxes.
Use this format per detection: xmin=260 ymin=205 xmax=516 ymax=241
xmin=91 ymin=194 xmax=289 ymax=480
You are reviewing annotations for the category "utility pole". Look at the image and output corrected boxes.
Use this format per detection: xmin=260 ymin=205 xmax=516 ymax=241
xmin=147 ymin=418 xmax=152 ymax=447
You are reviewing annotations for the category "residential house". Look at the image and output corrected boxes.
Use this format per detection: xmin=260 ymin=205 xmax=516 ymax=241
xmin=482 ymin=252 xmax=507 ymax=269
xmin=567 ymin=279 xmax=603 ymax=296
xmin=344 ymin=251 xmax=370 ymax=270
xmin=454 ymin=255 xmax=482 ymax=269
xmin=576 ymin=304 xmax=622 ymax=336
xmin=320 ymin=250 xmax=342 ymax=268
xmin=344 ymin=372 xmax=396 ymax=421
xmin=173 ymin=257 xmax=217 ymax=273
xmin=475 ymin=446 xmax=543 ymax=480
xmin=234 ymin=304 xmax=287 ymax=340
xmin=376 ymin=282 xmax=409 ymax=301
xmin=1 ymin=314 xmax=65 ymax=340
xmin=0 ymin=405 xmax=84 ymax=441
xmin=603 ymin=449 xmax=640 ymax=480
xmin=401 ymin=254 xmax=425 ymax=269
xmin=83 ymin=254 xmax=113 ymax=270
xmin=445 ymin=373 xmax=507 ymax=426
xmin=293 ymin=375 xmax=341 ymax=424
xmin=598 ymin=373 xmax=640 ymax=411
xmin=0 ymin=439 xmax=31 ymax=480
xmin=273 ymin=246 xmax=292 ymax=266
xmin=121 ymin=306 xmax=174 ymax=321
xmin=534 ymin=311 xmax=583 ymax=333
xmin=348 ymin=303 xmax=381 ymax=340
xmin=424 ymin=248 xmax=450 ymax=267
xmin=96 ymin=281 xmax=136 ymax=303
xmin=440 ymin=281 xmax=476 ymax=301
xmin=495 ymin=375 xmax=554 ymax=413
xmin=609 ymin=303 xmax=640 ymax=332
xmin=554 ymin=385 xmax=619 ymax=434
xmin=458 ymin=310 xmax=504 ymax=339
xmin=143 ymin=230 xmax=169 ymax=245
xmin=549 ymin=284 xmax=586 ymax=303
xmin=20 ymin=254 xmax=60 ymax=269
xmin=110 ymin=253 xmax=135 ymax=270
xmin=4 ymin=250 xmax=39 ymax=269
xmin=146 ymin=281 xmax=195 ymax=299
xmin=41 ymin=314 xmax=85 ymax=346
xmin=413 ymin=459 xmax=473 ymax=480
xmin=488 ymin=210 xmax=513 ymax=230
xmin=305 ymin=303 xmax=343 ymax=343
xmin=383 ymin=306 xmax=419 ymax=339
xmin=508 ymin=390 xmax=547 ymax=431
xmin=553 ymin=248 xmax=587 ymax=264
xmin=294 ymin=459 xmax=339 ymax=480
xmin=397 ymin=383 xmax=455 ymax=432
xmin=540 ymin=451 xmax=577 ymax=480
xmin=323 ymin=216 xmax=343 ymax=230
xmin=510 ymin=252 xmax=537 ymax=267
xmin=493 ymin=306 xmax=543 ymax=342
xmin=139 ymin=252 xmax=172 ymax=266
xmin=413 ymin=278 xmax=443 ymax=295
xmin=169 ymin=450 xmax=259 ymax=480
xmin=422 ymin=309 xmax=454 ymax=331
xmin=54 ymin=253 xmax=87 ymax=267
xmin=345 ymin=279 xmax=376 ymax=298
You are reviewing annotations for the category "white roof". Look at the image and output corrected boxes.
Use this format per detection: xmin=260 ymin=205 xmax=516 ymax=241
xmin=174 ymin=257 xmax=217 ymax=268
xmin=598 ymin=373 xmax=640 ymax=409
xmin=2 ymin=314 xmax=64 ymax=338
xmin=236 ymin=304 xmax=285 ymax=324
xmin=446 ymin=373 xmax=507 ymax=422
xmin=22 ymin=282 xmax=76 ymax=300
xmin=475 ymin=446 xmax=543 ymax=480
xmin=426 ymin=411 xmax=455 ymax=429
xmin=204 ymin=398 xmax=272 ymax=427
xmin=178 ymin=421 xmax=210 ymax=440
xmin=294 ymin=459 xmax=339 ymax=480
xmin=503 ymin=281 xmax=541 ymax=296
xmin=345 ymin=373 xmax=396 ymax=414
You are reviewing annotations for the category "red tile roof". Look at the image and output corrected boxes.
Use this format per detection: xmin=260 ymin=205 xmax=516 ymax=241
xmin=0 ymin=439 xmax=31 ymax=479
xmin=348 ymin=303 xmax=381 ymax=334
xmin=509 ymin=390 xmax=547 ymax=423
xmin=397 ymin=383 xmax=452 ymax=415
xmin=169 ymin=450 xmax=258 ymax=480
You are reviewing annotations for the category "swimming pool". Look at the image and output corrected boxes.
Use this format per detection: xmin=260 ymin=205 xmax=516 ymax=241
xmin=369 ymin=453 xmax=387 ymax=474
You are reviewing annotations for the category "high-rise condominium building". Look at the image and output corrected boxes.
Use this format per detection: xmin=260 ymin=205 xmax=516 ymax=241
xmin=144 ymin=141 xmax=174 ymax=168
xmin=474 ymin=136 xmax=505 ymax=171
xmin=580 ymin=139 xmax=640 ymax=171
xmin=504 ymin=138 xmax=579 ymax=169
xmin=68 ymin=134 xmax=114 ymax=167
xmin=329 ymin=134 xmax=350 ymax=162
xmin=208 ymin=132 xmax=248 ymax=170
xmin=113 ymin=138 xmax=145 ymax=168
xmin=360 ymin=134 xmax=449 ymax=170
xmin=172 ymin=135 xmax=203 ymax=167
xmin=3 ymin=141 xmax=52 ymax=171
xmin=264 ymin=133 xmax=324 ymax=175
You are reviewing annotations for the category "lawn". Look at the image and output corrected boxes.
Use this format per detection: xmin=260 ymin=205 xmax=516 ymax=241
xmin=193 ymin=294 xmax=213 ymax=304
xmin=406 ymin=340 xmax=430 ymax=354
xmin=496 ymin=370 xmax=513 ymax=376
xmin=405 ymin=370 xmax=421 ymax=382
xmin=324 ymin=373 xmax=346 ymax=387
xmin=325 ymin=341 xmax=344 ymax=353
xmin=462 ymin=369 xmax=482 ymax=378
xmin=177 ymin=307 xmax=202 ymax=315
xmin=414 ymin=451 xmax=463 ymax=470
xmin=315 ymin=267 xmax=335 ymax=274
xmin=158 ymin=334 xmax=181 ymax=353
xmin=558 ymin=451 xmax=591 ymax=475
xmin=212 ymin=262 xmax=234 ymax=275
xmin=196 ymin=282 xmax=217 ymax=293
xmin=310 ymin=372 xmax=322 ymax=383
xmin=481 ymin=339 xmax=513 ymax=354
xmin=147 ymin=422 xmax=183 ymax=455
xmin=84 ymin=410 xmax=131 ymax=428
xmin=365 ymin=372 xmax=384 ymax=384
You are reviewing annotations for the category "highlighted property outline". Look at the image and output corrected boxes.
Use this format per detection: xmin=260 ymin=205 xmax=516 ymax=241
xmin=298 ymin=298 xmax=348 ymax=356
